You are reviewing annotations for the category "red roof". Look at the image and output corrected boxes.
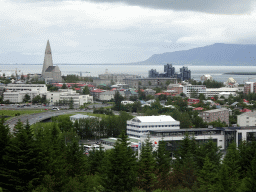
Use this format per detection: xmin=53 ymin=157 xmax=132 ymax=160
xmin=243 ymin=99 xmax=249 ymax=103
xmin=155 ymin=93 xmax=163 ymax=95
xmin=193 ymin=107 xmax=204 ymax=111
xmin=78 ymin=84 xmax=86 ymax=87
xmin=87 ymin=84 xmax=95 ymax=87
xmin=91 ymin=89 xmax=103 ymax=93
xmin=55 ymin=84 xmax=63 ymax=87
xmin=240 ymin=108 xmax=252 ymax=113
xmin=74 ymin=88 xmax=81 ymax=91
xmin=135 ymin=89 xmax=144 ymax=92
xmin=111 ymin=88 xmax=117 ymax=91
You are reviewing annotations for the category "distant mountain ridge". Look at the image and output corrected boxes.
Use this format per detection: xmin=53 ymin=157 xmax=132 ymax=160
xmin=141 ymin=43 xmax=256 ymax=65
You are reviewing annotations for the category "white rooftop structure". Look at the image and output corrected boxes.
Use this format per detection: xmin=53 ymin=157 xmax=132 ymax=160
xmin=127 ymin=115 xmax=180 ymax=138
xmin=134 ymin=115 xmax=177 ymax=123
xmin=70 ymin=114 xmax=96 ymax=122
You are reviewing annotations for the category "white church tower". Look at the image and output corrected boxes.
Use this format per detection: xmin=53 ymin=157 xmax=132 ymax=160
xmin=42 ymin=40 xmax=53 ymax=77
xmin=41 ymin=40 xmax=63 ymax=83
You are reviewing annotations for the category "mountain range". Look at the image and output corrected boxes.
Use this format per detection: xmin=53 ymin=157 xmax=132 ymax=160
xmin=139 ymin=43 xmax=256 ymax=66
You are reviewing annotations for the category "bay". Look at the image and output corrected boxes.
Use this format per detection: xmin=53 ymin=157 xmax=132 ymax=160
xmin=1 ymin=64 xmax=256 ymax=84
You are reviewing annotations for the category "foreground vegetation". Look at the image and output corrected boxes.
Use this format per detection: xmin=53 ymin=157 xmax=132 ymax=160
xmin=1 ymin=114 xmax=256 ymax=192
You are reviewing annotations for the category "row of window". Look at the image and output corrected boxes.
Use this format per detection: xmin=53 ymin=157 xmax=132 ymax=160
xmin=127 ymin=124 xmax=179 ymax=128
xmin=127 ymin=129 xmax=149 ymax=133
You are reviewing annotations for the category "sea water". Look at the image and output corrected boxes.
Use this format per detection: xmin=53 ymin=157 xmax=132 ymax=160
xmin=1 ymin=64 xmax=256 ymax=84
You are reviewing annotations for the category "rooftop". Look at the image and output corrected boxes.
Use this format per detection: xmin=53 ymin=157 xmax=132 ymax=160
xmin=131 ymin=115 xmax=177 ymax=123
xmin=203 ymin=108 xmax=228 ymax=113
xmin=238 ymin=111 xmax=256 ymax=117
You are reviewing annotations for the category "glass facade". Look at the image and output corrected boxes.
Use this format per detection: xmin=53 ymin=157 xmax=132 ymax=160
xmin=224 ymin=131 xmax=236 ymax=148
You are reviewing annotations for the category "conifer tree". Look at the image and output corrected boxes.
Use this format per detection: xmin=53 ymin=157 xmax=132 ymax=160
xmin=1 ymin=121 xmax=43 ymax=191
xmin=155 ymin=140 xmax=171 ymax=190
xmin=138 ymin=135 xmax=157 ymax=192
xmin=214 ymin=142 xmax=240 ymax=192
xmin=88 ymin=144 xmax=105 ymax=175
xmin=102 ymin=131 xmax=137 ymax=192
xmin=238 ymin=157 xmax=256 ymax=192
xmin=197 ymin=156 xmax=218 ymax=192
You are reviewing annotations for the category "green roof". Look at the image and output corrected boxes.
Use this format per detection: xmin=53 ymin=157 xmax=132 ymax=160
xmin=99 ymin=83 xmax=107 ymax=86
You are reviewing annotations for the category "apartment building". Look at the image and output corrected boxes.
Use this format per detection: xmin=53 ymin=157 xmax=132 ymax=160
xmin=183 ymin=85 xmax=206 ymax=98
xmin=47 ymin=89 xmax=93 ymax=106
xmin=200 ymin=108 xmax=229 ymax=125
xmin=237 ymin=111 xmax=256 ymax=126
xmin=244 ymin=82 xmax=256 ymax=94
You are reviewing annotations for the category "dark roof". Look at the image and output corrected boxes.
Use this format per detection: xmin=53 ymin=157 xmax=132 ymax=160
xmin=45 ymin=66 xmax=56 ymax=72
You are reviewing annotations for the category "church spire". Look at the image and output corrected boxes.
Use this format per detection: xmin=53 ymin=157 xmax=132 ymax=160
xmin=42 ymin=40 xmax=53 ymax=76
xmin=45 ymin=40 xmax=52 ymax=55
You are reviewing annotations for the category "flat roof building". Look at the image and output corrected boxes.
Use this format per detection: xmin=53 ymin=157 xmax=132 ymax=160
xmin=127 ymin=115 xmax=180 ymax=138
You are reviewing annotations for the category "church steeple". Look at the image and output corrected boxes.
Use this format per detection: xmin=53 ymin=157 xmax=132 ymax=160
xmin=42 ymin=40 xmax=53 ymax=76
xmin=45 ymin=40 xmax=52 ymax=55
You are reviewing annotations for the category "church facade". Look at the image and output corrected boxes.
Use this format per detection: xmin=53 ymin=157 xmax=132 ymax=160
xmin=41 ymin=40 xmax=63 ymax=83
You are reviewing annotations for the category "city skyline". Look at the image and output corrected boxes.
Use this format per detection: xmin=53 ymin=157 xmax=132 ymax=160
xmin=1 ymin=0 xmax=256 ymax=64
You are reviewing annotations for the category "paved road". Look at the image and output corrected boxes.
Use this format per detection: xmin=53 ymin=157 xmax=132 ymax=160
xmin=4 ymin=110 xmax=79 ymax=132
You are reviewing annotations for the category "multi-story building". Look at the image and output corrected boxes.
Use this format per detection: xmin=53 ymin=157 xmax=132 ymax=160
xmin=126 ymin=115 xmax=180 ymax=138
xmin=183 ymin=85 xmax=206 ymax=98
xmin=124 ymin=78 xmax=177 ymax=89
xmin=167 ymin=84 xmax=184 ymax=95
xmin=3 ymin=84 xmax=48 ymax=103
xmin=179 ymin=66 xmax=191 ymax=81
xmin=200 ymin=108 xmax=229 ymax=125
xmin=237 ymin=111 xmax=256 ymax=126
xmin=5 ymin=84 xmax=47 ymax=92
xmin=47 ymin=89 xmax=93 ymax=106
xmin=140 ymin=126 xmax=256 ymax=155
xmin=244 ymin=82 xmax=256 ymax=94
xmin=206 ymin=87 xmax=239 ymax=98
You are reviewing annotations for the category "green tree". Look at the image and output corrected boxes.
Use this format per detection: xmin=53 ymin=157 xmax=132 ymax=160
xmin=138 ymin=135 xmax=157 ymax=192
xmin=23 ymin=94 xmax=31 ymax=103
xmin=102 ymin=131 xmax=137 ymax=192
xmin=197 ymin=156 xmax=218 ymax=192
xmin=32 ymin=95 xmax=42 ymax=104
xmin=113 ymin=91 xmax=124 ymax=111
xmin=238 ymin=157 xmax=256 ymax=192
xmin=69 ymin=97 xmax=74 ymax=109
xmin=62 ymin=83 xmax=67 ymax=89
xmin=155 ymin=140 xmax=171 ymax=190
xmin=215 ymin=142 xmax=240 ymax=192
xmin=0 ymin=121 xmax=43 ymax=191
xmin=82 ymin=86 xmax=90 ymax=95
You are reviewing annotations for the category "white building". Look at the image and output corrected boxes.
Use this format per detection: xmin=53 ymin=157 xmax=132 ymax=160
xmin=70 ymin=114 xmax=95 ymax=123
xmin=201 ymin=74 xmax=213 ymax=81
xmin=126 ymin=115 xmax=180 ymax=138
xmin=121 ymin=100 xmax=134 ymax=105
xmin=237 ymin=112 xmax=256 ymax=127
xmin=47 ymin=89 xmax=93 ymax=106
xmin=3 ymin=84 xmax=48 ymax=103
xmin=5 ymin=84 xmax=47 ymax=92
xmin=206 ymin=87 xmax=238 ymax=98
xmin=183 ymin=85 xmax=206 ymax=98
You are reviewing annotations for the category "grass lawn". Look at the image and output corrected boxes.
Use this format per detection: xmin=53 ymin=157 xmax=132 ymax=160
xmin=1 ymin=109 xmax=46 ymax=120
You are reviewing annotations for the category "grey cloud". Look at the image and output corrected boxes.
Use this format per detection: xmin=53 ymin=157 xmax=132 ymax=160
xmin=12 ymin=0 xmax=254 ymax=14
xmin=86 ymin=0 xmax=253 ymax=14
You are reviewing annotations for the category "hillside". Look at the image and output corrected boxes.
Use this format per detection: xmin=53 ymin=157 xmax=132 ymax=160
xmin=142 ymin=43 xmax=256 ymax=65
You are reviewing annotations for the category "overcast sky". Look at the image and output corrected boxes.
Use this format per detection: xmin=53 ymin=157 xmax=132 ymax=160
xmin=1 ymin=0 xmax=256 ymax=64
